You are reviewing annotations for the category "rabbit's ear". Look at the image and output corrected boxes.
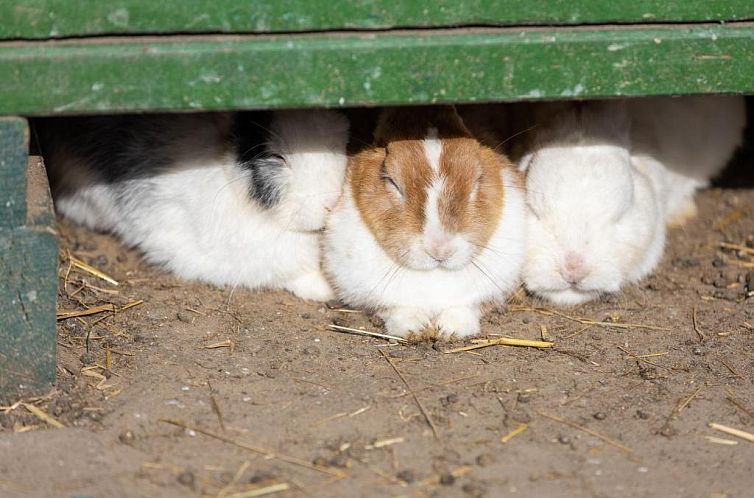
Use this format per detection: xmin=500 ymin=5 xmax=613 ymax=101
xmin=580 ymin=100 xmax=631 ymax=145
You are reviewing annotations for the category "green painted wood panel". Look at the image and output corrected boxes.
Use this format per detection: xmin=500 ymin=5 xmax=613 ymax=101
xmin=0 ymin=132 xmax=58 ymax=394
xmin=0 ymin=118 xmax=27 ymax=227
xmin=0 ymin=25 xmax=752 ymax=116
xmin=0 ymin=227 xmax=58 ymax=393
xmin=1 ymin=1 xmax=753 ymax=40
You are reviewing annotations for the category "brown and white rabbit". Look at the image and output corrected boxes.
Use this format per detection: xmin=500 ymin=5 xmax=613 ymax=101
xmin=323 ymin=106 xmax=527 ymax=339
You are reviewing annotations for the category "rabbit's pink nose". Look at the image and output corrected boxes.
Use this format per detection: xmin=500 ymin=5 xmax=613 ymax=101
xmin=561 ymin=252 xmax=589 ymax=284
xmin=425 ymin=236 xmax=455 ymax=262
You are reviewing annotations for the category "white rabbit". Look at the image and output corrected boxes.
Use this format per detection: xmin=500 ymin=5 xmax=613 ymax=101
xmin=629 ymin=96 xmax=746 ymax=225
xmin=324 ymin=106 xmax=527 ymax=339
xmin=39 ymin=109 xmax=349 ymax=301
xmin=510 ymin=96 xmax=745 ymax=305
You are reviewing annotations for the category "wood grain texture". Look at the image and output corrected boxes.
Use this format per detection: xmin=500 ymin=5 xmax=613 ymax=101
xmin=0 ymin=25 xmax=752 ymax=116
xmin=1 ymin=0 xmax=752 ymax=39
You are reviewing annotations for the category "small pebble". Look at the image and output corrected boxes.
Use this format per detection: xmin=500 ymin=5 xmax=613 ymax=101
xmin=249 ymin=470 xmax=274 ymax=484
xmin=312 ymin=456 xmax=329 ymax=467
xmin=176 ymin=471 xmax=195 ymax=488
xmin=176 ymin=311 xmax=194 ymax=324
xmin=593 ymin=412 xmax=607 ymax=420
xmin=302 ymin=346 xmax=321 ymax=356
xmin=639 ymin=367 xmax=658 ymax=380
xmin=300 ymin=312 xmax=312 ymax=320
xmin=439 ymin=472 xmax=455 ymax=486
xmin=636 ymin=410 xmax=651 ymax=420
xmin=692 ymin=347 xmax=703 ymax=355
xmin=672 ymin=257 xmax=699 ymax=268
xmin=396 ymin=469 xmax=416 ymax=483
xmin=87 ymin=411 xmax=102 ymax=421
xmin=476 ymin=453 xmax=496 ymax=467
xmin=713 ymin=276 xmax=729 ymax=289
xmin=712 ymin=257 xmax=727 ymax=268
xmin=517 ymin=392 xmax=532 ymax=404
xmin=329 ymin=453 xmax=349 ymax=468
xmin=557 ymin=435 xmax=571 ymax=445
xmin=118 ymin=429 xmax=135 ymax=444
xmin=701 ymin=272 xmax=718 ymax=285
xmin=462 ymin=482 xmax=486 ymax=497
xmin=63 ymin=320 xmax=85 ymax=336
xmin=441 ymin=393 xmax=459 ymax=407
xmin=79 ymin=352 xmax=96 ymax=366
xmin=660 ymin=426 xmax=678 ymax=438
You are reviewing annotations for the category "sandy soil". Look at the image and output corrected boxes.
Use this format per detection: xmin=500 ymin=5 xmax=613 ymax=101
xmin=0 ymin=187 xmax=753 ymax=498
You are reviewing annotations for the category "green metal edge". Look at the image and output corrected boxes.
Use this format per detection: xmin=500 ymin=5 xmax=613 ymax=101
xmin=1 ymin=0 xmax=753 ymax=39
xmin=1 ymin=25 xmax=753 ymax=116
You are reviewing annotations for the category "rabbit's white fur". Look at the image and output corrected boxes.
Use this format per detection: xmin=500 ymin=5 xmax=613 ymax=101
xmin=519 ymin=96 xmax=745 ymax=305
xmin=325 ymin=167 xmax=526 ymax=338
xmin=629 ymin=96 xmax=746 ymax=224
xmin=53 ymin=110 xmax=349 ymax=301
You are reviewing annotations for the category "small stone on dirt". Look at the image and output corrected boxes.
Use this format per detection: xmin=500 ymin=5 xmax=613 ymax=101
xmin=639 ymin=367 xmax=658 ymax=380
xmin=439 ymin=472 xmax=456 ymax=485
xmin=636 ymin=410 xmax=651 ymax=420
xmin=713 ymin=277 xmax=729 ymax=288
xmin=441 ymin=393 xmax=459 ymax=407
xmin=118 ymin=429 xmax=135 ymax=444
xmin=517 ymin=392 xmax=532 ymax=403
xmin=177 ymin=311 xmax=194 ymax=323
xmin=672 ymin=257 xmax=699 ymax=268
xmin=302 ymin=346 xmax=320 ymax=356
xmin=79 ymin=352 xmax=97 ymax=366
xmin=476 ymin=453 xmax=496 ymax=467
xmin=249 ymin=470 xmax=275 ymax=484
xmin=397 ymin=469 xmax=416 ymax=483
xmin=462 ymin=482 xmax=486 ymax=497
xmin=176 ymin=471 xmax=195 ymax=488
xmin=329 ymin=453 xmax=350 ymax=468
xmin=712 ymin=257 xmax=727 ymax=268
xmin=593 ymin=412 xmax=607 ymax=420
xmin=558 ymin=435 xmax=571 ymax=445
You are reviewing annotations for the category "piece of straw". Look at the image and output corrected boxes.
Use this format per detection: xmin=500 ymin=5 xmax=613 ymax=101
xmin=708 ymin=422 xmax=754 ymax=443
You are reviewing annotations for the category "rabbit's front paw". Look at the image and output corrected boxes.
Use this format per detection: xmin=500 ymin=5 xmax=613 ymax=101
xmin=381 ymin=307 xmax=432 ymax=338
xmin=285 ymin=271 xmax=334 ymax=302
xmin=435 ymin=306 xmax=481 ymax=340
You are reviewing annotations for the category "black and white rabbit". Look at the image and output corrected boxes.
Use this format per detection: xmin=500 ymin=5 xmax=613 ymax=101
xmin=38 ymin=110 xmax=349 ymax=300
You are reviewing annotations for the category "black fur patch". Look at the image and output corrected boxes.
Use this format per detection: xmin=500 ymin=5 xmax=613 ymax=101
xmin=233 ymin=112 xmax=286 ymax=209
xmin=36 ymin=115 xmax=177 ymax=183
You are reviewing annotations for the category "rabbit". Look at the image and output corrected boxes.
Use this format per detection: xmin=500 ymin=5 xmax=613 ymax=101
xmin=628 ymin=95 xmax=746 ymax=225
xmin=323 ymin=106 xmax=527 ymax=339
xmin=507 ymin=96 xmax=745 ymax=306
xmin=37 ymin=109 xmax=349 ymax=301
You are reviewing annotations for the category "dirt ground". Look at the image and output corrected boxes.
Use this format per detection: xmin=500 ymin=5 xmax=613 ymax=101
xmin=0 ymin=185 xmax=753 ymax=498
